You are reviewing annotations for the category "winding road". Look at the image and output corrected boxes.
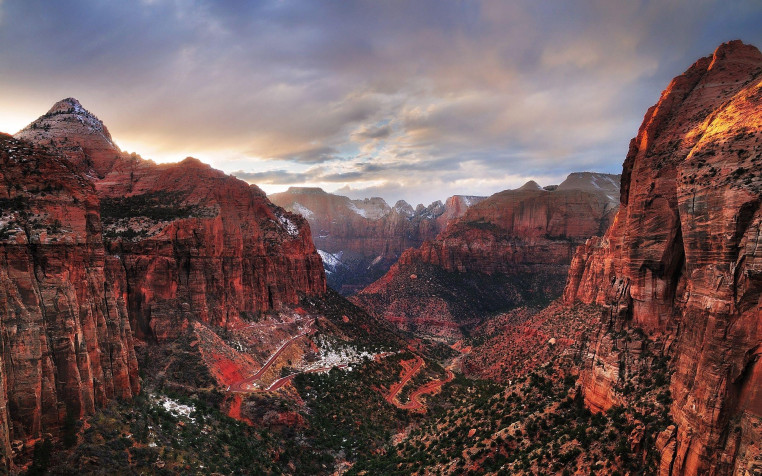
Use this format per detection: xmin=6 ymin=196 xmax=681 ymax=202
xmin=385 ymin=356 xmax=424 ymax=405
xmin=397 ymin=368 xmax=455 ymax=410
xmin=385 ymin=355 xmax=456 ymax=411
xmin=228 ymin=323 xmax=312 ymax=393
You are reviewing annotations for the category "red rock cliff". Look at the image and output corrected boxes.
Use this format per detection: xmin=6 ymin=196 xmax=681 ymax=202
xmin=563 ymin=40 xmax=762 ymax=474
xmin=353 ymin=173 xmax=618 ymax=339
xmin=16 ymin=101 xmax=326 ymax=343
xmin=96 ymin=157 xmax=326 ymax=342
xmin=270 ymin=187 xmax=484 ymax=294
xmin=0 ymin=134 xmax=139 ymax=465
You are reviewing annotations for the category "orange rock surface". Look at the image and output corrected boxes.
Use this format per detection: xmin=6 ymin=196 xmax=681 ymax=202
xmin=563 ymin=40 xmax=762 ymax=474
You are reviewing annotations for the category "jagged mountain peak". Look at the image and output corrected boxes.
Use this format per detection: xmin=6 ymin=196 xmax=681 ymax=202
xmin=15 ymin=97 xmax=118 ymax=176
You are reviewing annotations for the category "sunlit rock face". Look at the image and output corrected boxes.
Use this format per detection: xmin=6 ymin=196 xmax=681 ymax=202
xmin=564 ymin=40 xmax=762 ymax=475
xmin=0 ymin=134 xmax=139 ymax=465
xmin=353 ymin=172 xmax=619 ymax=339
xmin=15 ymin=101 xmax=327 ymax=344
xmin=270 ymin=187 xmax=485 ymax=294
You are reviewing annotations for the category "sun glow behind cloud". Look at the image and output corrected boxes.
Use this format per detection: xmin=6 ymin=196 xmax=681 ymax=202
xmin=1 ymin=0 xmax=760 ymax=204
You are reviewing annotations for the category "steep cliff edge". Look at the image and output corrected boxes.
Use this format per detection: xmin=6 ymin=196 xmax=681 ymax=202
xmin=95 ymin=158 xmax=326 ymax=342
xmin=0 ymin=134 xmax=139 ymax=464
xmin=563 ymin=40 xmax=762 ymax=475
xmin=270 ymin=187 xmax=484 ymax=294
xmin=353 ymin=173 xmax=619 ymax=339
xmin=16 ymin=102 xmax=327 ymax=343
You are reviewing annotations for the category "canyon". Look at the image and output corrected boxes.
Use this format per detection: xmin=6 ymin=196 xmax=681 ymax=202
xmin=0 ymin=40 xmax=759 ymax=475
xmin=270 ymin=187 xmax=484 ymax=294
xmin=0 ymin=98 xmax=327 ymax=467
xmin=353 ymin=172 xmax=620 ymax=339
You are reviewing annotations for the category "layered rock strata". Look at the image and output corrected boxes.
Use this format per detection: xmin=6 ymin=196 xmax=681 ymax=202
xmin=270 ymin=187 xmax=484 ymax=294
xmin=563 ymin=40 xmax=762 ymax=475
xmin=0 ymin=134 xmax=139 ymax=464
xmin=16 ymin=99 xmax=326 ymax=343
xmin=354 ymin=172 xmax=619 ymax=339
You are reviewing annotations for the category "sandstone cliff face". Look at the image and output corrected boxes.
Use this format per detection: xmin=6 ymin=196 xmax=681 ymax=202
xmin=270 ymin=187 xmax=484 ymax=294
xmin=95 ymin=158 xmax=326 ymax=342
xmin=353 ymin=173 xmax=619 ymax=339
xmin=16 ymin=103 xmax=327 ymax=344
xmin=563 ymin=40 xmax=762 ymax=475
xmin=0 ymin=134 xmax=139 ymax=463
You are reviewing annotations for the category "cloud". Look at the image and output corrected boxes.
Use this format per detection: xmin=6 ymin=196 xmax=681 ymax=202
xmin=352 ymin=123 xmax=392 ymax=140
xmin=231 ymin=169 xmax=312 ymax=184
xmin=269 ymin=146 xmax=341 ymax=164
xmin=1 ymin=0 xmax=761 ymax=203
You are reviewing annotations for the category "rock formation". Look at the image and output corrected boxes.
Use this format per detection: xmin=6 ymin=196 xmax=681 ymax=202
xmin=0 ymin=97 xmax=327 ymax=468
xmin=270 ymin=187 xmax=484 ymax=294
xmin=353 ymin=172 xmax=619 ymax=339
xmin=563 ymin=40 xmax=762 ymax=474
xmin=0 ymin=134 xmax=139 ymax=464
xmin=15 ymin=100 xmax=326 ymax=343
xmin=15 ymin=98 xmax=121 ymax=177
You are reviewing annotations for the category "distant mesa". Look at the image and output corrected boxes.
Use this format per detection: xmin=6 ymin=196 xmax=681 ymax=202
xmin=286 ymin=186 xmax=328 ymax=195
xmin=352 ymin=170 xmax=621 ymax=339
xmin=270 ymin=187 xmax=486 ymax=294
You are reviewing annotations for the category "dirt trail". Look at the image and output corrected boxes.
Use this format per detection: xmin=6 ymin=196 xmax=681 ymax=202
xmin=266 ymin=364 xmax=348 ymax=391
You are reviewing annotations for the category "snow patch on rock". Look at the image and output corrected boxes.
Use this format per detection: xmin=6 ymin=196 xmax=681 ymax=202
xmin=152 ymin=394 xmax=196 ymax=422
xmin=308 ymin=335 xmax=380 ymax=372
xmin=291 ymin=202 xmax=315 ymax=220
xmin=318 ymin=249 xmax=344 ymax=270
xmin=276 ymin=211 xmax=300 ymax=237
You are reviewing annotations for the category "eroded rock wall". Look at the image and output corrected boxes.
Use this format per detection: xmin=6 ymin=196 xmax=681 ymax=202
xmin=0 ymin=134 xmax=139 ymax=464
xmin=563 ymin=40 xmax=762 ymax=475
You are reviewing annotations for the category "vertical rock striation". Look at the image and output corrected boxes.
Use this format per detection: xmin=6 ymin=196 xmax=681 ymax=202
xmin=563 ymin=40 xmax=762 ymax=474
xmin=15 ymin=100 xmax=327 ymax=344
xmin=0 ymin=134 xmax=139 ymax=465
xmin=95 ymin=157 xmax=326 ymax=342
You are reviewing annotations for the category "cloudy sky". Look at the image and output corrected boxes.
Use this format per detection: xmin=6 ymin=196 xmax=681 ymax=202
xmin=1 ymin=1 xmax=761 ymax=205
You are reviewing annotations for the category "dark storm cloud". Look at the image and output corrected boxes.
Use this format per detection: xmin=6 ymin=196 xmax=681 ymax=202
xmin=1 ymin=0 xmax=761 ymax=204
